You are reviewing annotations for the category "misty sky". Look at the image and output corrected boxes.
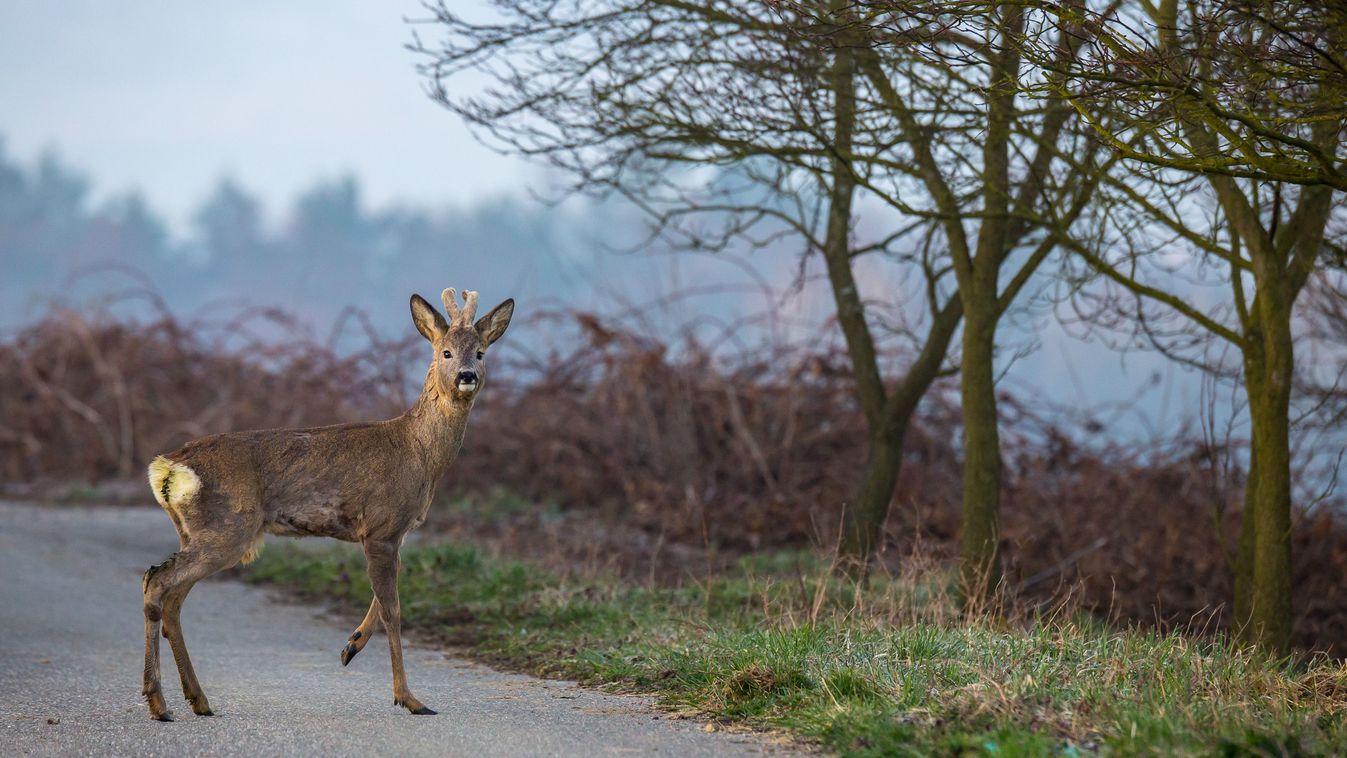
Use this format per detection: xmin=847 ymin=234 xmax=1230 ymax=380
xmin=0 ymin=1 xmax=525 ymax=232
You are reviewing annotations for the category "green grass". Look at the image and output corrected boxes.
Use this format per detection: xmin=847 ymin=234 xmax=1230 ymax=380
xmin=247 ymin=540 xmax=1347 ymax=756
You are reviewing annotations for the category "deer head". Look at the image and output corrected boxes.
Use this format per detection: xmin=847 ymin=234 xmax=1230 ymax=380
xmin=410 ymin=288 xmax=514 ymax=404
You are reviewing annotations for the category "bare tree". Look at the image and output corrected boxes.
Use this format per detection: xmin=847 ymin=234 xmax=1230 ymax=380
xmin=413 ymin=1 xmax=963 ymax=573
xmin=753 ymin=0 xmax=1115 ymax=596
xmin=1035 ymin=0 xmax=1347 ymax=653
xmin=414 ymin=2 xmax=1112 ymax=595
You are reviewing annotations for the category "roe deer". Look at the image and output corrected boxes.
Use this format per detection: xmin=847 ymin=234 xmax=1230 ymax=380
xmin=141 ymin=288 xmax=513 ymax=720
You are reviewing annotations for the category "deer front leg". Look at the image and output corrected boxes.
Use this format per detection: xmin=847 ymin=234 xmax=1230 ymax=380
xmin=363 ymin=539 xmax=434 ymax=715
xmin=340 ymin=598 xmax=380 ymax=666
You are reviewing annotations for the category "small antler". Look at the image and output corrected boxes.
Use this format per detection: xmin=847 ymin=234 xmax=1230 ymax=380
xmin=441 ymin=288 xmax=461 ymax=323
xmin=461 ymin=290 xmax=478 ymax=325
xmin=441 ymin=288 xmax=479 ymax=327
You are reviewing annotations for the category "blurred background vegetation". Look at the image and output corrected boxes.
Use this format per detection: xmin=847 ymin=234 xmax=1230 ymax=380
xmin=3 ymin=0 xmax=1347 ymax=665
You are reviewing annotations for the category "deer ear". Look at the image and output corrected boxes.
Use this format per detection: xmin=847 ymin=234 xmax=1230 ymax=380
xmin=410 ymin=294 xmax=448 ymax=342
xmin=474 ymin=298 xmax=514 ymax=347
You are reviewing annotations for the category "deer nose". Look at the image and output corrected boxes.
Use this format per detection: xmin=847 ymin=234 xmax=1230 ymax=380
xmin=456 ymin=370 xmax=478 ymax=386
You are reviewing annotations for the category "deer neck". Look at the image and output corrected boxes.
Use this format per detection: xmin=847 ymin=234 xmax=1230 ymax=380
xmin=400 ymin=364 xmax=473 ymax=475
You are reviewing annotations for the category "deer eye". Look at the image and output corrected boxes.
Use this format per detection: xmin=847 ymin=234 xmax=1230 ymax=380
xmin=442 ymin=350 xmax=452 ymax=359
xmin=476 ymin=351 xmax=484 ymax=360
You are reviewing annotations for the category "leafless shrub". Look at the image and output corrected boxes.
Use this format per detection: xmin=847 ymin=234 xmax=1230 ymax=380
xmin=1 ymin=302 xmax=1344 ymax=653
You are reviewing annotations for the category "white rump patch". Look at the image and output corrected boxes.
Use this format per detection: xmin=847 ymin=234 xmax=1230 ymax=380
xmin=147 ymin=455 xmax=202 ymax=509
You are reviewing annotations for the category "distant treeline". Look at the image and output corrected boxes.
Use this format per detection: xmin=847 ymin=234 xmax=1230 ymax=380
xmin=0 ymin=140 xmax=709 ymax=338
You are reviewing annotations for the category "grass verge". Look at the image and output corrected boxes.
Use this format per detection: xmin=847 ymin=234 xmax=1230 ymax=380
xmin=247 ymin=540 xmax=1347 ymax=756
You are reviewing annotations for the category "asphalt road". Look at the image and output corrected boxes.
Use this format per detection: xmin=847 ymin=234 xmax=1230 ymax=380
xmin=0 ymin=502 xmax=790 ymax=757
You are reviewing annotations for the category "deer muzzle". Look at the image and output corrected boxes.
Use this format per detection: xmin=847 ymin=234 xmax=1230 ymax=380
xmin=455 ymin=370 xmax=478 ymax=393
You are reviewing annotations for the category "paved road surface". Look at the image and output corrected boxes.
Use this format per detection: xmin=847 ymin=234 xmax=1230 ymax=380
xmin=0 ymin=502 xmax=790 ymax=757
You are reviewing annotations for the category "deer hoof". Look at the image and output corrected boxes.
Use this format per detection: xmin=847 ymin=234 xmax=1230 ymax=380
xmin=410 ymin=706 xmax=437 ymax=715
xmin=152 ymin=710 xmax=175 ymax=722
xmin=341 ymin=642 xmax=360 ymax=666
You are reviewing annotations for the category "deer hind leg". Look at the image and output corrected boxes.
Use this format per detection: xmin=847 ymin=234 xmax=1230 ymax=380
xmin=341 ymin=598 xmax=381 ymax=666
xmin=162 ymin=527 xmax=189 ymax=641
xmin=162 ymin=574 xmax=217 ymax=716
xmin=363 ymin=539 xmax=434 ymax=715
xmin=143 ymin=543 xmax=241 ymax=720
xmin=142 ymin=555 xmax=176 ymax=720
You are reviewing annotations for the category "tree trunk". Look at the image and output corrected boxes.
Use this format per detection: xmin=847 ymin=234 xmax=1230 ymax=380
xmin=955 ymin=4 xmax=1021 ymax=605
xmin=837 ymin=297 xmax=964 ymax=572
xmin=959 ymin=297 xmax=1002 ymax=601
xmin=839 ymin=425 xmax=905 ymax=568
xmin=820 ymin=2 xmax=892 ymax=574
xmin=1240 ymin=294 xmax=1295 ymax=655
